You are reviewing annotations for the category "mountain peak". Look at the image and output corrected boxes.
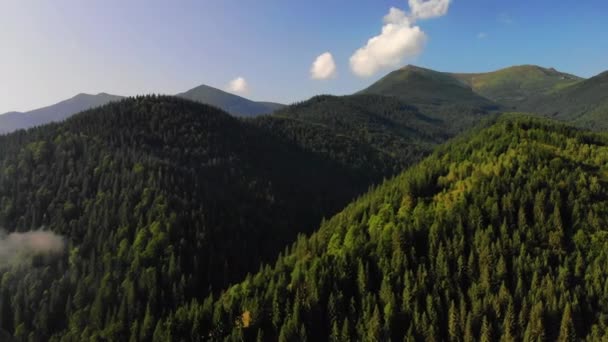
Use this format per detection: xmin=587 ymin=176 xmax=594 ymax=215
xmin=176 ymin=83 xmax=284 ymax=117
xmin=359 ymin=65 xmax=496 ymax=109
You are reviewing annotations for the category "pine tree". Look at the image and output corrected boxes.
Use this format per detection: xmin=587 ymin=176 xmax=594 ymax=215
xmin=557 ymin=304 xmax=576 ymax=342
xmin=480 ymin=316 xmax=493 ymax=342
xmin=367 ymin=305 xmax=382 ymax=342
xmin=448 ymin=301 xmax=461 ymax=341
xmin=500 ymin=302 xmax=516 ymax=342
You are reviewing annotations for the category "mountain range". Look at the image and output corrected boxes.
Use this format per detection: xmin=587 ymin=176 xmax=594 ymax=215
xmin=3 ymin=64 xmax=607 ymax=135
xmin=0 ymin=84 xmax=284 ymax=134
xmin=0 ymin=92 xmax=123 ymax=134
xmin=0 ymin=62 xmax=608 ymax=340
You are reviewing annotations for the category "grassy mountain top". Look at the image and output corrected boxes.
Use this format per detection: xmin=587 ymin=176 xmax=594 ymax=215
xmin=163 ymin=115 xmax=608 ymax=340
xmin=359 ymin=65 xmax=498 ymax=110
xmin=451 ymin=65 xmax=583 ymax=107
xmin=522 ymin=69 xmax=608 ymax=129
xmin=177 ymin=83 xmax=284 ymax=117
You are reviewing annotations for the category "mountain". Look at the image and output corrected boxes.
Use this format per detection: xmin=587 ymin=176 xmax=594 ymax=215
xmin=359 ymin=65 xmax=499 ymax=110
xmin=0 ymin=83 xmax=284 ymax=136
xmin=250 ymin=92 xmax=502 ymax=184
xmin=0 ymin=93 xmax=123 ymax=134
xmin=176 ymin=83 xmax=284 ymax=117
xmin=451 ymin=65 xmax=583 ymax=108
xmin=259 ymin=94 xmax=446 ymax=165
xmin=523 ymin=70 xmax=608 ymax=129
xmin=0 ymin=95 xmax=421 ymax=340
xmin=166 ymin=115 xmax=608 ymax=340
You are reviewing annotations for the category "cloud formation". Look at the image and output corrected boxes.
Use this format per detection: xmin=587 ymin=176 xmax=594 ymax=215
xmin=477 ymin=32 xmax=488 ymax=39
xmin=227 ymin=77 xmax=249 ymax=94
xmin=350 ymin=0 xmax=451 ymax=77
xmin=0 ymin=230 xmax=65 ymax=268
xmin=408 ymin=0 xmax=451 ymax=19
xmin=310 ymin=52 xmax=337 ymax=80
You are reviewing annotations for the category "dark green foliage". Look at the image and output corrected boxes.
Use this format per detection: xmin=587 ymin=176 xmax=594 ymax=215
xmin=253 ymin=94 xmax=450 ymax=175
xmin=166 ymin=115 xmax=608 ymax=341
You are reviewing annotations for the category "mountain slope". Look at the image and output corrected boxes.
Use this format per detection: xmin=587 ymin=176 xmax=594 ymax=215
xmin=259 ymin=94 xmax=449 ymax=167
xmin=248 ymin=92 xmax=498 ymax=191
xmin=0 ymin=93 xmax=123 ymax=134
xmin=523 ymin=70 xmax=608 ymax=129
xmin=167 ymin=115 xmax=608 ymax=341
xmin=177 ymin=84 xmax=284 ymax=117
xmin=359 ymin=65 xmax=499 ymax=110
xmin=451 ymin=65 xmax=583 ymax=108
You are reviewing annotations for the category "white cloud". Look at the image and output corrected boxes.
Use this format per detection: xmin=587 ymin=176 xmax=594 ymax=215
xmin=350 ymin=0 xmax=451 ymax=77
xmin=350 ymin=19 xmax=426 ymax=77
xmin=498 ymin=13 xmax=513 ymax=24
xmin=408 ymin=0 xmax=451 ymax=20
xmin=310 ymin=52 xmax=337 ymax=80
xmin=384 ymin=7 xmax=411 ymax=25
xmin=227 ymin=77 xmax=249 ymax=94
xmin=477 ymin=32 xmax=488 ymax=39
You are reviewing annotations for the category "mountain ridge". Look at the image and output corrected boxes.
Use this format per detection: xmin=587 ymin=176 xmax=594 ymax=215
xmin=0 ymin=92 xmax=123 ymax=134
xmin=358 ymin=64 xmax=498 ymax=109
xmin=176 ymin=83 xmax=285 ymax=117
xmin=450 ymin=64 xmax=584 ymax=107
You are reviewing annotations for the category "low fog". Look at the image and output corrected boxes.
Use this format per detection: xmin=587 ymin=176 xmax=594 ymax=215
xmin=0 ymin=229 xmax=65 ymax=268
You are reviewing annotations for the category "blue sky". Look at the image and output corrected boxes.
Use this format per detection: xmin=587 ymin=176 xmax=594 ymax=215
xmin=1 ymin=0 xmax=607 ymax=113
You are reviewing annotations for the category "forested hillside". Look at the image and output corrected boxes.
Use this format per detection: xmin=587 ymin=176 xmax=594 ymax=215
xmin=254 ymin=94 xmax=446 ymax=172
xmin=254 ymin=93 xmax=497 ymax=170
xmin=161 ymin=115 xmax=608 ymax=341
xmin=0 ymin=95 xmax=421 ymax=341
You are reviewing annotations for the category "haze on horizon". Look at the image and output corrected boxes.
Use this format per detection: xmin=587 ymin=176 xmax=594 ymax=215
xmin=1 ymin=0 xmax=606 ymax=114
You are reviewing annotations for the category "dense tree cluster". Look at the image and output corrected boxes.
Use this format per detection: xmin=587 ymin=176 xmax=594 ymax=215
xmin=0 ymin=95 xmax=434 ymax=341
xmin=158 ymin=116 xmax=608 ymax=341
xmin=251 ymin=94 xmax=454 ymax=179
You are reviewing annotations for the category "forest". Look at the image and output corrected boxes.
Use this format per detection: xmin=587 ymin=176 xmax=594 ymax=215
xmin=0 ymin=94 xmax=470 ymax=341
xmin=155 ymin=115 xmax=608 ymax=341
xmin=0 ymin=93 xmax=608 ymax=341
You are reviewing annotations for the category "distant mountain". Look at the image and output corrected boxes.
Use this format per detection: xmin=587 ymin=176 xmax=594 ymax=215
xmin=451 ymin=65 xmax=583 ymax=108
xmin=359 ymin=65 xmax=499 ymax=110
xmin=0 ymin=84 xmax=284 ymax=135
xmin=522 ymin=70 xmax=608 ymax=129
xmin=0 ymin=93 xmax=123 ymax=134
xmin=176 ymin=83 xmax=284 ymax=117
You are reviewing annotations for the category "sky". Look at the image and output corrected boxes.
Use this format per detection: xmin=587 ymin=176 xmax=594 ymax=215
xmin=1 ymin=0 xmax=607 ymax=114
